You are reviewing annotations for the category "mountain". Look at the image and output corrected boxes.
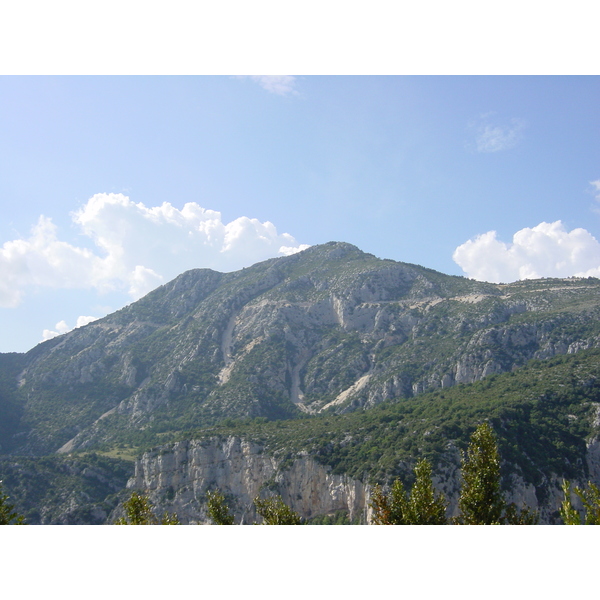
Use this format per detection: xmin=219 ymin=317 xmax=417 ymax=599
xmin=4 ymin=347 xmax=600 ymax=524
xmin=1 ymin=241 xmax=600 ymax=523
xmin=4 ymin=241 xmax=600 ymax=455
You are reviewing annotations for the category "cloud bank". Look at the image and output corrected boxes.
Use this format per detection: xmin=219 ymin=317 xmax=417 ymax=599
xmin=0 ymin=193 xmax=308 ymax=308
xmin=453 ymin=221 xmax=600 ymax=283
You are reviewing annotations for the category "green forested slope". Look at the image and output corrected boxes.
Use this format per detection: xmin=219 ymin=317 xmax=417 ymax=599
xmin=2 ymin=344 xmax=600 ymax=522
xmin=181 ymin=348 xmax=600 ymax=490
xmin=0 ymin=453 xmax=133 ymax=524
xmin=0 ymin=353 xmax=27 ymax=454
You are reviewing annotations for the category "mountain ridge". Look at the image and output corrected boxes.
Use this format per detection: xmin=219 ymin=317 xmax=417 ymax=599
xmin=2 ymin=241 xmax=600 ymax=523
xmin=2 ymin=241 xmax=600 ymax=457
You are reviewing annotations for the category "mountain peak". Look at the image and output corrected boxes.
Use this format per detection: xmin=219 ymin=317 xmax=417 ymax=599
xmin=7 ymin=241 xmax=600 ymax=459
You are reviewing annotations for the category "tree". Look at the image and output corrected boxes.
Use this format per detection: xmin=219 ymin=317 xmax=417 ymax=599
xmin=115 ymin=491 xmax=179 ymax=525
xmin=407 ymin=458 xmax=448 ymax=524
xmin=0 ymin=480 xmax=25 ymax=525
xmin=502 ymin=502 xmax=539 ymax=525
xmin=457 ymin=422 xmax=537 ymax=525
xmin=207 ymin=489 xmax=235 ymax=525
xmin=254 ymin=495 xmax=303 ymax=525
xmin=160 ymin=511 xmax=181 ymax=525
xmin=457 ymin=422 xmax=505 ymax=524
xmin=370 ymin=458 xmax=447 ymax=525
xmin=576 ymin=481 xmax=600 ymax=524
xmin=560 ymin=479 xmax=600 ymax=525
xmin=370 ymin=480 xmax=407 ymax=525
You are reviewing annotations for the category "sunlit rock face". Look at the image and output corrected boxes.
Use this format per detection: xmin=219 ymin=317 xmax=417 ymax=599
xmin=122 ymin=434 xmax=600 ymax=525
xmin=10 ymin=242 xmax=600 ymax=456
xmin=124 ymin=436 xmax=369 ymax=524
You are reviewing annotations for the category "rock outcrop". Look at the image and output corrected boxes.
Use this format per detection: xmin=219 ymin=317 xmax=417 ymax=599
xmin=4 ymin=242 xmax=600 ymax=455
xmin=123 ymin=437 xmax=369 ymax=524
xmin=121 ymin=435 xmax=600 ymax=525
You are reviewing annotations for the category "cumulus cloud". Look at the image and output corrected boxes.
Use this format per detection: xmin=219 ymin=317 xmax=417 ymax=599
xmin=246 ymin=76 xmax=298 ymax=96
xmin=279 ymin=244 xmax=311 ymax=256
xmin=42 ymin=315 xmax=98 ymax=342
xmin=0 ymin=193 xmax=308 ymax=307
xmin=0 ymin=216 xmax=100 ymax=307
xmin=453 ymin=221 xmax=600 ymax=283
xmin=469 ymin=113 xmax=526 ymax=153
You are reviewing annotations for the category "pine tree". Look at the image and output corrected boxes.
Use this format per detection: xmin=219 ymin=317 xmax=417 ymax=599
xmin=370 ymin=458 xmax=447 ymax=525
xmin=405 ymin=458 xmax=448 ymax=524
xmin=115 ymin=491 xmax=179 ymax=524
xmin=0 ymin=480 xmax=25 ymax=525
xmin=453 ymin=422 xmax=538 ymax=524
xmin=370 ymin=480 xmax=408 ymax=524
xmin=206 ymin=489 xmax=235 ymax=524
xmin=457 ymin=422 xmax=505 ymax=525
xmin=254 ymin=495 xmax=303 ymax=524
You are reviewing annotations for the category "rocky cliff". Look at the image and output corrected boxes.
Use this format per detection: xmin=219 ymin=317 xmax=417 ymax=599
xmin=4 ymin=242 xmax=600 ymax=456
xmin=120 ymin=433 xmax=600 ymax=524
xmin=121 ymin=436 xmax=369 ymax=524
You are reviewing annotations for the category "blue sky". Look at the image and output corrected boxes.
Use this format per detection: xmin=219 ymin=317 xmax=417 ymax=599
xmin=1 ymin=75 xmax=599 ymax=352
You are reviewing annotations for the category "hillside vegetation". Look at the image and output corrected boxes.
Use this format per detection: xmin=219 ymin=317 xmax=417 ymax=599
xmin=2 ymin=243 xmax=600 ymax=457
xmin=0 ymin=243 xmax=599 ymax=522
xmin=179 ymin=347 xmax=600 ymax=490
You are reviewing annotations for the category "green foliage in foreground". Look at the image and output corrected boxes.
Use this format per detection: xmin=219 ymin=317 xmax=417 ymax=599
xmin=560 ymin=480 xmax=600 ymax=524
xmin=115 ymin=491 xmax=179 ymax=525
xmin=206 ymin=490 xmax=235 ymax=525
xmin=9 ymin=346 xmax=600 ymax=524
xmin=253 ymin=495 xmax=304 ymax=525
xmin=456 ymin=423 xmax=538 ymax=524
xmin=371 ymin=458 xmax=447 ymax=525
xmin=117 ymin=488 xmax=304 ymax=525
xmin=457 ymin=423 xmax=505 ymax=524
xmin=0 ymin=480 xmax=25 ymax=525
xmin=371 ymin=424 xmax=538 ymax=525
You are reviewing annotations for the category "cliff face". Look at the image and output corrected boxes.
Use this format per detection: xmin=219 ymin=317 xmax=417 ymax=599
xmin=123 ymin=437 xmax=369 ymax=524
xmin=121 ymin=434 xmax=600 ymax=525
xmin=4 ymin=242 xmax=600 ymax=456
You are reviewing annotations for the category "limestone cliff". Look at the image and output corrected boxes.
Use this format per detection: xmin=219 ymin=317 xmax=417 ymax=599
xmin=119 ymin=435 xmax=600 ymax=524
xmin=122 ymin=437 xmax=369 ymax=524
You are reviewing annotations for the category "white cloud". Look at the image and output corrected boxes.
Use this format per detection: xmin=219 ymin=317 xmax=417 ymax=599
xmin=42 ymin=315 xmax=98 ymax=342
xmin=591 ymin=179 xmax=600 ymax=201
xmin=279 ymin=244 xmax=311 ymax=256
xmin=76 ymin=315 xmax=99 ymax=328
xmin=453 ymin=221 xmax=600 ymax=283
xmin=469 ymin=113 xmax=526 ymax=153
xmin=247 ymin=76 xmax=298 ymax=96
xmin=0 ymin=193 xmax=308 ymax=307
xmin=0 ymin=216 xmax=101 ymax=307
